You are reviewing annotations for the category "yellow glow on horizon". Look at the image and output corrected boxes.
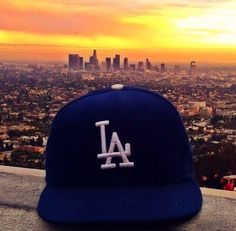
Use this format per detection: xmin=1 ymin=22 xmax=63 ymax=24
xmin=0 ymin=30 xmax=141 ymax=49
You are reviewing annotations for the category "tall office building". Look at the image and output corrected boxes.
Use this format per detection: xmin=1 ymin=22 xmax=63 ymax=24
xmin=93 ymin=49 xmax=98 ymax=67
xmin=123 ymin=57 xmax=128 ymax=70
xmin=138 ymin=61 xmax=144 ymax=71
xmin=130 ymin=64 xmax=136 ymax=71
xmin=145 ymin=58 xmax=151 ymax=70
xmin=113 ymin=54 xmax=120 ymax=70
xmin=68 ymin=54 xmax=79 ymax=70
xmin=105 ymin=57 xmax=112 ymax=71
xmin=190 ymin=61 xmax=196 ymax=75
xmin=89 ymin=50 xmax=99 ymax=70
xmin=84 ymin=62 xmax=90 ymax=71
xmin=79 ymin=57 xmax=84 ymax=70
xmin=161 ymin=63 xmax=166 ymax=73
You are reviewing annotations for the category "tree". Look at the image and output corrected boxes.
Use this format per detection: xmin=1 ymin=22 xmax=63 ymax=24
xmin=7 ymin=129 xmax=22 ymax=138
xmin=194 ymin=142 xmax=236 ymax=182
xmin=36 ymin=136 xmax=44 ymax=146
xmin=210 ymin=115 xmax=223 ymax=125
xmin=0 ymin=139 xmax=3 ymax=151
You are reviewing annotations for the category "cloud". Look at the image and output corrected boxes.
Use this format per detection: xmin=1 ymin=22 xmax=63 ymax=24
xmin=0 ymin=1 xmax=112 ymax=35
xmin=0 ymin=30 xmax=142 ymax=49
xmin=0 ymin=0 xmax=233 ymax=37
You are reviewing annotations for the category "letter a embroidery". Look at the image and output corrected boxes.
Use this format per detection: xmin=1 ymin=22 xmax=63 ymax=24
xmin=95 ymin=120 xmax=134 ymax=170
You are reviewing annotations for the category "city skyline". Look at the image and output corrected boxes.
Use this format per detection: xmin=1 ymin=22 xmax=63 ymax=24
xmin=68 ymin=50 xmax=172 ymax=72
xmin=0 ymin=0 xmax=236 ymax=64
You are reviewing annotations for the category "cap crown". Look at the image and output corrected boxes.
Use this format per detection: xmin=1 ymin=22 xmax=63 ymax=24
xmin=46 ymin=87 xmax=193 ymax=187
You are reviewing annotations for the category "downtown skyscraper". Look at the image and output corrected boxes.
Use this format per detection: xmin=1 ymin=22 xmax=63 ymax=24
xmin=113 ymin=54 xmax=120 ymax=70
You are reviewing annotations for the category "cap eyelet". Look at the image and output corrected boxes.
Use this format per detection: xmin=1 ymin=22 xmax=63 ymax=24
xmin=111 ymin=84 xmax=124 ymax=90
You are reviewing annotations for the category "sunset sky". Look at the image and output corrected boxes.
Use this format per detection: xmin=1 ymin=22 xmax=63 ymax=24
xmin=0 ymin=0 xmax=236 ymax=63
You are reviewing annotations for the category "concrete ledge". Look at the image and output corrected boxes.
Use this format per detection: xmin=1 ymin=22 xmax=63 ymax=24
xmin=0 ymin=165 xmax=45 ymax=177
xmin=201 ymin=187 xmax=236 ymax=200
xmin=0 ymin=166 xmax=236 ymax=231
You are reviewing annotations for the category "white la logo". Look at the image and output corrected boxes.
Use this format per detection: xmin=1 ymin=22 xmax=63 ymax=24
xmin=95 ymin=120 xmax=134 ymax=170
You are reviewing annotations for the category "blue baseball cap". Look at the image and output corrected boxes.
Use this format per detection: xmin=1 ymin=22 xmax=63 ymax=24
xmin=37 ymin=84 xmax=202 ymax=223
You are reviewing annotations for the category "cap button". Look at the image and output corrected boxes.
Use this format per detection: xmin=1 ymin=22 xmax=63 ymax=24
xmin=111 ymin=84 xmax=124 ymax=90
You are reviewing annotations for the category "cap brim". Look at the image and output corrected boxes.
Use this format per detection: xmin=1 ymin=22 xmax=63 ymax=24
xmin=37 ymin=180 xmax=202 ymax=223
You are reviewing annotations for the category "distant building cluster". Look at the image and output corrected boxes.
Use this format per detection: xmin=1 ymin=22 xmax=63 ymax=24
xmin=68 ymin=50 xmax=170 ymax=72
xmin=178 ymin=101 xmax=213 ymax=117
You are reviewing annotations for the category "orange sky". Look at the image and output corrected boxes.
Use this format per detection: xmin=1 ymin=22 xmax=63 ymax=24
xmin=0 ymin=0 xmax=236 ymax=63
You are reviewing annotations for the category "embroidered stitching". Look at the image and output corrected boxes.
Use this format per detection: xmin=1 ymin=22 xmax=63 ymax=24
xmin=95 ymin=120 xmax=134 ymax=170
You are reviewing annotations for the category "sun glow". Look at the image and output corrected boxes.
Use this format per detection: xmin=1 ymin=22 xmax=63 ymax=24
xmin=177 ymin=6 xmax=236 ymax=46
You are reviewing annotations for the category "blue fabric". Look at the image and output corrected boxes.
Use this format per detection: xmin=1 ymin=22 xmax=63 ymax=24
xmin=38 ymin=180 xmax=202 ymax=223
xmin=38 ymin=86 xmax=202 ymax=223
